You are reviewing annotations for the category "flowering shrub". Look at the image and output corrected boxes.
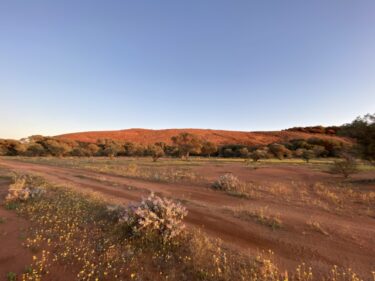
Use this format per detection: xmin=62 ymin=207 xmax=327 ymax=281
xmin=120 ymin=193 xmax=188 ymax=244
xmin=5 ymin=174 xmax=46 ymax=203
xmin=212 ymin=174 xmax=245 ymax=193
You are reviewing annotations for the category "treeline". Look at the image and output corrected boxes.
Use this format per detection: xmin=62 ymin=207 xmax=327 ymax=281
xmin=285 ymin=125 xmax=340 ymax=135
xmin=338 ymin=113 xmax=375 ymax=161
xmin=218 ymin=137 xmax=346 ymax=161
xmin=0 ymin=136 xmax=170 ymax=159
xmin=0 ymin=134 xmax=348 ymax=162
xmin=1 ymin=113 xmax=373 ymax=161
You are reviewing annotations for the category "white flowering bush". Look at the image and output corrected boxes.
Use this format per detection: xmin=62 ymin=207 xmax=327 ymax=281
xmin=212 ymin=173 xmax=245 ymax=193
xmin=120 ymin=193 xmax=188 ymax=244
xmin=5 ymin=174 xmax=46 ymax=203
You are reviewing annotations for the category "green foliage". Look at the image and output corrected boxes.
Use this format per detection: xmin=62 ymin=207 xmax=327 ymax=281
xmin=149 ymin=144 xmax=165 ymax=162
xmin=0 ymin=130 xmax=350 ymax=161
xmin=249 ymin=149 xmax=268 ymax=162
xmin=339 ymin=113 xmax=375 ymax=161
xmin=44 ymin=139 xmax=72 ymax=157
xmin=239 ymin=147 xmax=249 ymax=158
xmin=330 ymin=156 xmax=359 ymax=178
xmin=0 ymin=139 xmax=26 ymax=156
xmin=301 ymin=150 xmax=315 ymax=163
xmin=286 ymin=125 xmax=340 ymax=135
xmin=171 ymin=132 xmax=202 ymax=159
xmin=306 ymin=138 xmax=345 ymax=157
xmin=6 ymin=272 xmax=17 ymax=281
xmin=268 ymin=143 xmax=291 ymax=159
xmin=201 ymin=141 xmax=218 ymax=157
xmin=25 ymin=143 xmax=46 ymax=157
xmin=102 ymin=140 xmax=124 ymax=157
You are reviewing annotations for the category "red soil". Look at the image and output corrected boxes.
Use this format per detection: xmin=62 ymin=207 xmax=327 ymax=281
xmin=0 ymin=159 xmax=374 ymax=279
xmin=0 ymin=177 xmax=79 ymax=281
xmin=56 ymin=128 xmax=351 ymax=145
xmin=0 ymin=178 xmax=33 ymax=279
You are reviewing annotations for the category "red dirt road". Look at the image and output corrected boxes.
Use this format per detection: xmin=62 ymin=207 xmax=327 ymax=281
xmin=0 ymin=159 xmax=374 ymax=278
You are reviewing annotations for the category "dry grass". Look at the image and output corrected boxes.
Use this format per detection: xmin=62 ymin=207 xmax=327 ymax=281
xmin=306 ymin=219 xmax=329 ymax=236
xmin=224 ymin=206 xmax=283 ymax=230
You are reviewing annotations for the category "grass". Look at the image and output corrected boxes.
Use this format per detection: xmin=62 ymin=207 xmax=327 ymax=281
xmin=6 ymin=157 xmax=206 ymax=185
xmin=212 ymin=174 xmax=260 ymax=199
xmin=224 ymin=206 xmax=283 ymax=230
xmin=73 ymin=174 xmax=139 ymax=190
xmin=6 ymin=272 xmax=17 ymax=281
xmin=6 ymin=156 xmax=375 ymax=184
xmin=306 ymin=219 xmax=329 ymax=236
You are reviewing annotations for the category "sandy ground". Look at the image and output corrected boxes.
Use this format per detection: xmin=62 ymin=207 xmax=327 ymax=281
xmin=0 ymin=158 xmax=374 ymax=279
xmin=0 ymin=177 xmax=33 ymax=279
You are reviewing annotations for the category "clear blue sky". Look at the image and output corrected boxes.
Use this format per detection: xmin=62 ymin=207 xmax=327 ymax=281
xmin=1 ymin=0 xmax=374 ymax=139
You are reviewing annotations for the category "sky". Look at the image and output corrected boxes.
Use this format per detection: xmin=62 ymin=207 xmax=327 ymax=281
xmin=1 ymin=0 xmax=374 ymax=139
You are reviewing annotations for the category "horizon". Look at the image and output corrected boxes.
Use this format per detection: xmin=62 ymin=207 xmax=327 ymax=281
xmin=1 ymin=1 xmax=375 ymax=139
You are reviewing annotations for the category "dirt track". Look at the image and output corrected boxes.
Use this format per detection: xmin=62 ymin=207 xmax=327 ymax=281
xmin=0 ymin=159 xmax=374 ymax=278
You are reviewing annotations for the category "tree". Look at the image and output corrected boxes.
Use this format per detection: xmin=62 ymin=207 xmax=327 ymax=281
xmin=201 ymin=141 xmax=217 ymax=158
xmin=330 ymin=155 xmax=358 ymax=178
xmin=171 ymin=133 xmax=202 ymax=160
xmin=307 ymin=138 xmax=344 ymax=157
xmin=249 ymin=149 xmax=267 ymax=162
xmin=101 ymin=140 xmax=124 ymax=158
xmin=0 ymin=142 xmax=8 ymax=156
xmin=222 ymin=148 xmax=234 ymax=158
xmin=301 ymin=149 xmax=315 ymax=163
xmin=124 ymin=142 xmax=138 ymax=156
xmin=239 ymin=147 xmax=249 ymax=158
xmin=312 ymin=145 xmax=328 ymax=157
xmin=0 ymin=140 xmax=27 ymax=156
xmin=25 ymin=143 xmax=46 ymax=157
xmin=44 ymin=139 xmax=72 ymax=157
xmin=339 ymin=113 xmax=375 ymax=161
xmin=149 ymin=145 xmax=165 ymax=162
xmin=87 ymin=143 xmax=100 ymax=156
xmin=269 ymin=143 xmax=291 ymax=160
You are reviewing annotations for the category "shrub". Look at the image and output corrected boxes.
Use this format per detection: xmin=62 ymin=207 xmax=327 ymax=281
xmin=119 ymin=193 xmax=187 ymax=244
xmin=249 ymin=149 xmax=268 ymax=162
xmin=268 ymin=143 xmax=291 ymax=159
xmin=6 ymin=272 xmax=17 ymax=281
xmin=307 ymin=138 xmax=345 ymax=157
xmin=330 ymin=156 xmax=359 ymax=178
xmin=222 ymin=148 xmax=234 ymax=158
xmin=5 ymin=174 xmax=46 ymax=203
xmin=301 ymin=149 xmax=315 ymax=163
xmin=212 ymin=174 xmax=245 ymax=193
xmin=239 ymin=147 xmax=249 ymax=158
xmin=25 ymin=143 xmax=46 ymax=157
xmin=44 ymin=139 xmax=72 ymax=157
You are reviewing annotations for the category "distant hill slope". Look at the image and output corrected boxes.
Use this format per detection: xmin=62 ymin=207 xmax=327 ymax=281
xmin=56 ymin=128 xmax=351 ymax=146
